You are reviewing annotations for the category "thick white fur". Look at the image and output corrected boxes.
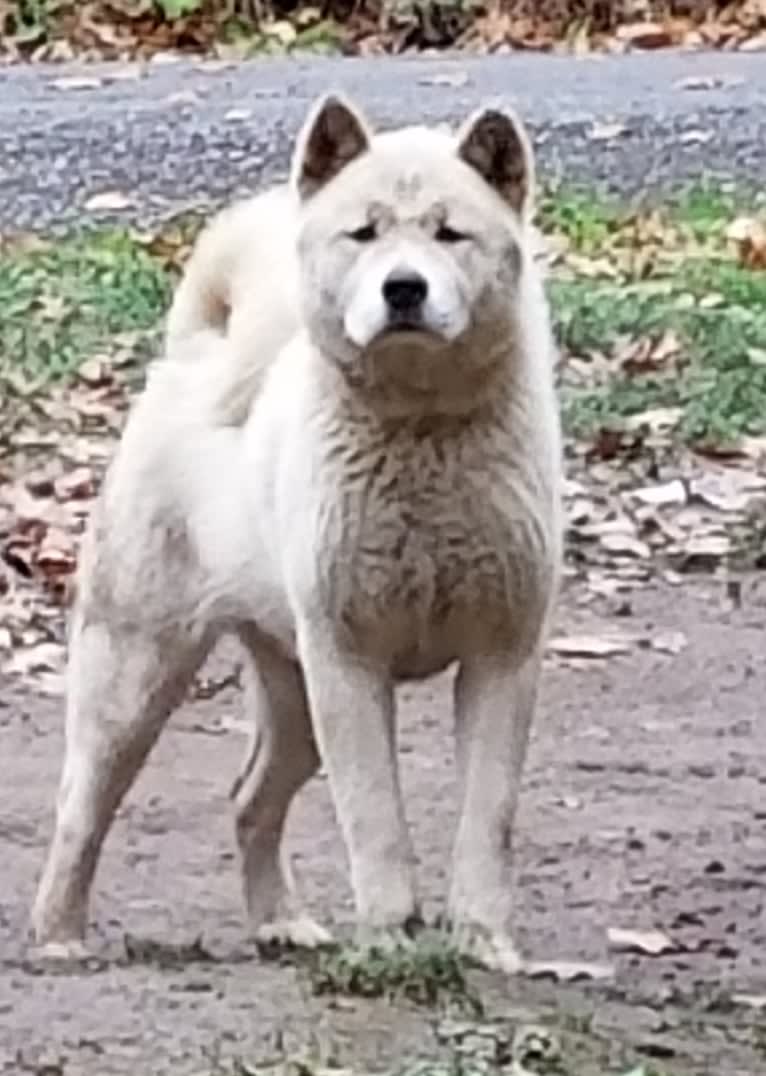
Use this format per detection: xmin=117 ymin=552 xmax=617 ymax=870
xmin=165 ymin=186 xmax=301 ymax=425
xmin=31 ymin=95 xmax=562 ymax=975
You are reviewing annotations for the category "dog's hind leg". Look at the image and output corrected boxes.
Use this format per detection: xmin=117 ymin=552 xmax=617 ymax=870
xmin=231 ymin=630 xmax=331 ymax=951
xmin=447 ymin=649 xmax=542 ymax=975
xmin=30 ymin=610 xmax=209 ymax=957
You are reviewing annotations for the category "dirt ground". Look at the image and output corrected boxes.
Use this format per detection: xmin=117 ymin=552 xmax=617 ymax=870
xmin=1 ymin=577 xmax=765 ymax=1075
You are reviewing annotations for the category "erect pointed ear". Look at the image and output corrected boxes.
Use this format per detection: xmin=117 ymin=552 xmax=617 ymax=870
xmin=456 ymin=105 xmax=534 ymax=218
xmin=291 ymin=93 xmax=372 ymax=202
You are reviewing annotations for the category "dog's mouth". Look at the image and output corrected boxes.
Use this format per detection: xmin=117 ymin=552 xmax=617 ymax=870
xmin=381 ymin=313 xmax=429 ymax=335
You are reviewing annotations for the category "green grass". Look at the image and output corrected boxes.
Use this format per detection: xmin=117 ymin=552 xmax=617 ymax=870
xmin=554 ymin=263 xmax=766 ymax=443
xmin=301 ymin=934 xmax=483 ymax=1012
xmin=3 ymin=184 xmax=766 ymax=448
xmin=0 ymin=229 xmax=171 ymax=381
xmin=543 ymin=183 xmax=766 ymax=445
xmin=203 ymin=1035 xmax=679 ymax=1076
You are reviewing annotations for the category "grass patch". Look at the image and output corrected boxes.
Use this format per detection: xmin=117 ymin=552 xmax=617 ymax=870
xmin=303 ymin=934 xmax=482 ymax=1013
xmin=0 ymin=229 xmax=172 ymax=381
xmin=545 ymin=183 xmax=766 ymax=445
xmin=203 ymin=1025 xmax=681 ymax=1076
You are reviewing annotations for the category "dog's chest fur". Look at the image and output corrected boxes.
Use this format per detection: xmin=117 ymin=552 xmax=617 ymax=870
xmin=304 ymin=405 xmax=556 ymax=675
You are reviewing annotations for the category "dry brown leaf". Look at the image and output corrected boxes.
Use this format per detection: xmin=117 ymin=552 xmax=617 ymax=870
xmin=628 ymin=480 xmax=687 ymax=508
xmin=726 ymin=216 xmax=766 ymax=270
xmin=619 ymin=330 xmax=682 ymax=376
xmin=739 ymin=33 xmax=766 ymax=52
xmin=54 ymin=466 xmax=97 ymax=502
xmin=616 ymin=22 xmax=673 ymax=49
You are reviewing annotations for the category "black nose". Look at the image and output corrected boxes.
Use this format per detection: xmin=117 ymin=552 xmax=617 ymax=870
xmin=382 ymin=270 xmax=428 ymax=312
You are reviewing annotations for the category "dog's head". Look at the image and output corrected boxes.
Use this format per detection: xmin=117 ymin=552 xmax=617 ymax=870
xmin=292 ymin=93 xmax=536 ymax=392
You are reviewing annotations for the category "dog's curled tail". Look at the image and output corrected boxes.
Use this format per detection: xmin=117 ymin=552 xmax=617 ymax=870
xmin=165 ymin=199 xmax=253 ymax=353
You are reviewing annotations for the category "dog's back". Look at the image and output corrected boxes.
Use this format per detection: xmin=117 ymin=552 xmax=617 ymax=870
xmin=166 ymin=185 xmax=302 ymax=424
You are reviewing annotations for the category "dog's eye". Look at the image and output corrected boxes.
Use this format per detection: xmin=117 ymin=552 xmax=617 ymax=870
xmin=435 ymin=224 xmax=469 ymax=243
xmin=346 ymin=224 xmax=377 ymax=243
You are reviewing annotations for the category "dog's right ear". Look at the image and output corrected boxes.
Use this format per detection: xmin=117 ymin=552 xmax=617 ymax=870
xmin=292 ymin=94 xmax=372 ymax=201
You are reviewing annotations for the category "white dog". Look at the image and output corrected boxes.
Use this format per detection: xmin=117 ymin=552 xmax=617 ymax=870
xmin=31 ymin=93 xmax=562 ymax=975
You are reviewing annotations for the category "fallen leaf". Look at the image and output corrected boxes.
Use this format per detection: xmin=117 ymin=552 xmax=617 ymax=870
xmin=679 ymin=533 xmax=731 ymax=568
xmin=650 ymin=630 xmax=687 ymax=655
xmin=616 ymin=22 xmax=673 ymax=49
xmin=54 ymin=467 xmax=97 ymax=502
xmin=165 ymin=90 xmax=201 ymax=106
xmin=548 ymin=633 xmax=634 ymax=659
xmin=739 ymin=33 xmax=766 ymax=52
xmin=3 ymin=641 xmax=63 ymax=676
xmin=691 ymin=469 xmax=764 ymax=513
xmin=679 ymin=128 xmax=713 ymax=145
xmin=726 ymin=216 xmax=766 ymax=269
xmin=731 ymin=993 xmax=766 ymax=1009
xmin=264 ymin=19 xmax=297 ymax=45
xmin=598 ymin=532 xmax=651 ymax=559
xmin=77 ymin=358 xmax=113 ymax=387
xmin=746 ymin=346 xmax=766 ymax=366
xmin=511 ymin=1025 xmax=561 ymax=1070
xmin=628 ymin=480 xmax=687 ymax=508
xmin=524 ymin=959 xmax=613 ymax=982
xmin=607 ymin=926 xmax=678 ymax=956
xmin=50 ymin=75 xmax=103 ymax=90
xmin=417 ymin=70 xmax=469 ymax=88
xmin=674 ymin=74 xmax=743 ymax=91
xmin=623 ymin=407 xmax=682 ymax=433
xmin=589 ymin=121 xmax=627 ymax=142
xmin=84 ymin=191 xmax=134 ymax=212
xmin=224 ymin=107 xmax=253 ymax=121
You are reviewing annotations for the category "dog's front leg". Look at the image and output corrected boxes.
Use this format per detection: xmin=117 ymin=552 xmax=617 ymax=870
xmin=298 ymin=623 xmax=420 ymax=940
xmin=448 ymin=649 xmax=542 ymax=975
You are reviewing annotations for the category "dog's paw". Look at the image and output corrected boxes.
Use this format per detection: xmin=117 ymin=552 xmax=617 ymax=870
xmin=29 ymin=938 xmax=92 ymax=963
xmin=451 ymin=921 xmax=525 ymax=976
xmin=254 ymin=915 xmax=334 ymax=954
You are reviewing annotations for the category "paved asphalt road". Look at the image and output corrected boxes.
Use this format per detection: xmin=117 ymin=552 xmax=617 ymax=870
xmin=1 ymin=49 xmax=765 ymax=232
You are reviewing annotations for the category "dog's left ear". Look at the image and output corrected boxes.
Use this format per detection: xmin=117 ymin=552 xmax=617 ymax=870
xmin=292 ymin=93 xmax=372 ymax=201
xmin=457 ymin=106 xmax=534 ymax=218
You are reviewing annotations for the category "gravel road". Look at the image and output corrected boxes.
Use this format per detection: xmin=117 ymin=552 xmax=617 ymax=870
xmin=1 ymin=49 xmax=766 ymax=233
